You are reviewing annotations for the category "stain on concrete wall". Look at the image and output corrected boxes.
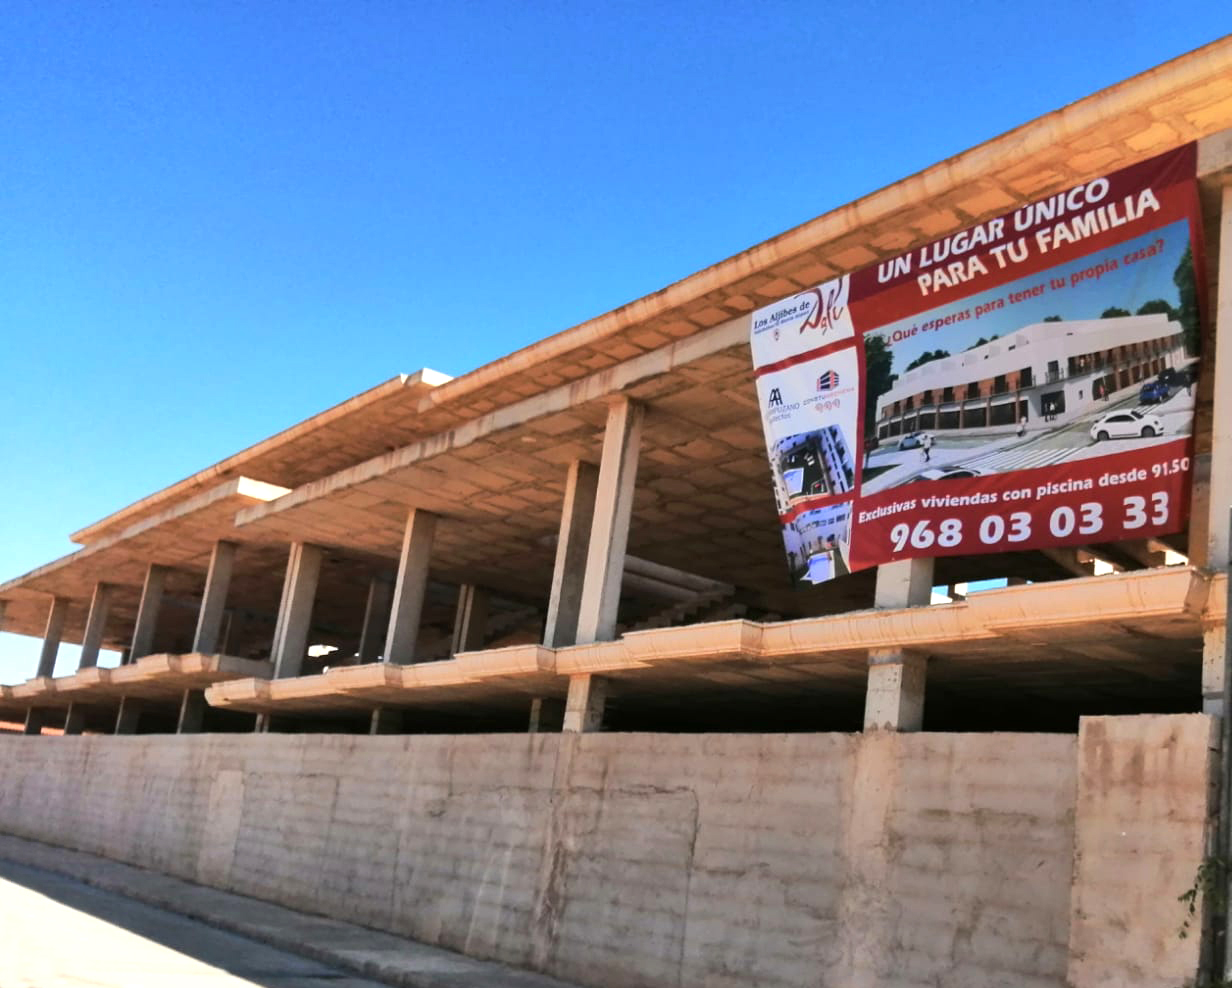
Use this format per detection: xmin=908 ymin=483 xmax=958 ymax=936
xmin=1068 ymin=714 xmax=1216 ymax=988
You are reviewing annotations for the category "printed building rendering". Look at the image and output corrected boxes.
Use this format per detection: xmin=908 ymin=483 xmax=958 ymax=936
xmin=874 ymin=313 xmax=1189 ymax=438
xmin=2 ymin=38 xmax=1232 ymax=988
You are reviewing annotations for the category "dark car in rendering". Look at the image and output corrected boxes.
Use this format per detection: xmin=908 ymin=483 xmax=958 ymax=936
xmin=1139 ymin=380 xmax=1170 ymax=404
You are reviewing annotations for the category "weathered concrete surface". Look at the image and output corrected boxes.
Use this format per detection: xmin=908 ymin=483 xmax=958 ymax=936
xmin=1068 ymin=714 xmax=1216 ymax=988
xmin=0 ymin=725 xmax=1186 ymax=988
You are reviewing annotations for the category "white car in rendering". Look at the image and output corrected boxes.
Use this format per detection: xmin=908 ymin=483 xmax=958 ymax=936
xmin=1089 ymin=408 xmax=1164 ymax=441
xmin=919 ymin=466 xmax=982 ymax=481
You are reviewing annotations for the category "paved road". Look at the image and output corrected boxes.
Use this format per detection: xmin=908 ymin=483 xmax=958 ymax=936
xmin=0 ymin=859 xmax=388 ymax=988
xmin=865 ymin=388 xmax=1195 ymax=492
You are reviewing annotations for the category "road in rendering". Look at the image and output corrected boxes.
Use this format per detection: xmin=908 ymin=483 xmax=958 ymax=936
xmin=0 ymin=859 xmax=387 ymax=988
xmin=864 ymin=388 xmax=1194 ymax=493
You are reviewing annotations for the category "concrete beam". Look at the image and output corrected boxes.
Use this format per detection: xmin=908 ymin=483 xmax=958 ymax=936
xmin=192 ymin=540 xmax=236 ymax=654
xmin=622 ymin=555 xmax=731 ymax=595
xmin=873 ymin=558 xmax=934 ymax=610
xmin=356 ymin=574 xmax=394 ymax=664
xmin=563 ymin=674 xmax=607 ymax=733
xmin=130 ymin=563 xmax=170 ymax=662
xmin=384 ymin=509 xmax=437 ymax=665
xmin=177 ymin=689 xmax=207 ymax=734
xmin=576 ymin=399 xmax=644 ymax=645
xmin=36 ymin=596 xmax=69 ymax=679
xmin=619 ymin=571 xmax=710 ymax=603
xmin=543 ymin=460 xmax=599 ymax=648
xmin=1086 ymin=541 xmax=1164 ymax=572
xmin=1038 ymin=547 xmax=1096 ymax=578
xmin=451 ymin=584 xmax=489 ymax=654
xmin=271 ymin=542 xmax=323 ymax=679
xmin=864 ymin=648 xmax=927 ymax=731
xmin=78 ymin=582 xmax=114 ymax=670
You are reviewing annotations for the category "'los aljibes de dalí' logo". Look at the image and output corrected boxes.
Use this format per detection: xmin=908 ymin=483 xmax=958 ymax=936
xmin=750 ymin=144 xmax=1205 ymax=587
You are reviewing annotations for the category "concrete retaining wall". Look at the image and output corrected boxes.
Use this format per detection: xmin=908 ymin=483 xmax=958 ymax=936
xmin=1068 ymin=714 xmax=1217 ymax=988
xmin=0 ymin=718 xmax=1211 ymax=987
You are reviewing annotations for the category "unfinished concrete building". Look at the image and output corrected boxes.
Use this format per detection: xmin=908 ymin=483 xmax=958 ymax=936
xmin=2 ymin=39 xmax=1232 ymax=988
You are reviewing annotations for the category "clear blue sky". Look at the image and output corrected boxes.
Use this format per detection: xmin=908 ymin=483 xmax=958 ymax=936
xmin=1 ymin=4 xmax=1227 ymax=681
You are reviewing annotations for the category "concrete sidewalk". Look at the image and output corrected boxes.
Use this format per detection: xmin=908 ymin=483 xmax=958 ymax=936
xmin=0 ymin=833 xmax=580 ymax=988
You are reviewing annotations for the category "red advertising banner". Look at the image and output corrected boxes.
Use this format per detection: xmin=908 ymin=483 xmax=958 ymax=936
xmin=750 ymin=144 xmax=1203 ymax=585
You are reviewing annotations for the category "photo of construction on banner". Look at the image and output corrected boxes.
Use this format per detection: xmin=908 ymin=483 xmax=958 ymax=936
xmin=861 ymin=219 xmax=1198 ymax=495
xmin=782 ymin=502 xmax=853 ymax=585
xmin=755 ymin=345 xmax=861 ymax=514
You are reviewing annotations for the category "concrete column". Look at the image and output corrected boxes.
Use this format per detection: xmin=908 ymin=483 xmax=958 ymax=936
xmin=543 ymin=461 xmax=600 ymax=647
xmin=864 ymin=648 xmax=927 ymax=731
xmin=270 ymin=542 xmax=324 ymax=679
xmin=78 ymin=582 xmax=114 ymax=669
xmin=1204 ymin=623 xmax=1226 ymax=715
xmin=865 ymin=558 xmax=933 ymax=730
xmin=451 ymin=584 xmax=489 ymax=654
xmin=575 ymin=399 xmax=643 ymax=645
xmin=873 ymin=557 xmax=934 ymax=609
xmin=1197 ymin=181 xmax=1232 ymax=711
xmin=130 ymin=563 xmax=170 ymax=661
xmin=63 ymin=704 xmax=87 ymax=735
xmin=562 ymin=674 xmax=607 ymax=733
xmin=36 ymin=596 xmax=69 ymax=678
xmin=370 ymin=707 xmax=403 ymax=734
xmin=384 ymin=509 xmax=437 ymax=665
xmin=529 ymin=696 xmax=565 ymax=733
xmin=23 ymin=709 xmax=46 ymax=736
xmin=177 ymin=689 xmax=207 ymax=734
xmin=356 ymin=574 xmax=394 ymax=664
xmin=114 ymin=697 xmax=142 ymax=735
xmin=193 ymin=540 xmax=237 ymax=654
